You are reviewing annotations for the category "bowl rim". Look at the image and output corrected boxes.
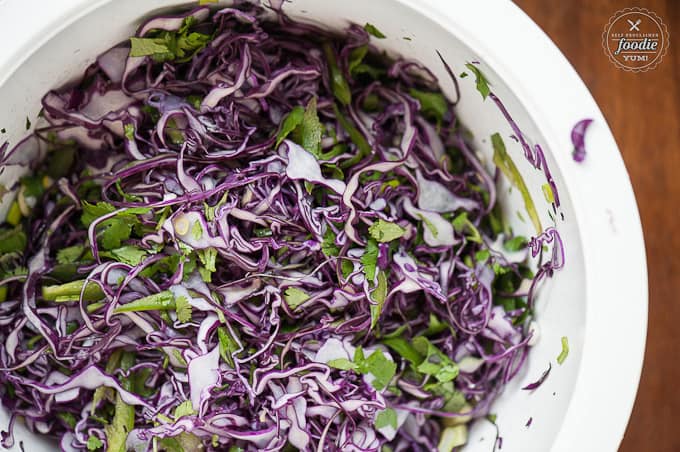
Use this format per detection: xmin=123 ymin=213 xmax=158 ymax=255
xmin=0 ymin=1 xmax=647 ymax=451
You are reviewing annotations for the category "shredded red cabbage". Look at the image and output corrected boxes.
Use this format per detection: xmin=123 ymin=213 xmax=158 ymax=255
xmin=571 ymin=118 xmax=593 ymax=163
xmin=0 ymin=3 xmax=565 ymax=451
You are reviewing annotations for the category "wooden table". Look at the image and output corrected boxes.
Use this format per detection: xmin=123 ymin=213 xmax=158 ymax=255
xmin=514 ymin=1 xmax=679 ymax=450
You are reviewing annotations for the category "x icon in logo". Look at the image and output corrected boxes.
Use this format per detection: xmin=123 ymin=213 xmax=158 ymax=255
xmin=628 ymin=19 xmax=641 ymax=31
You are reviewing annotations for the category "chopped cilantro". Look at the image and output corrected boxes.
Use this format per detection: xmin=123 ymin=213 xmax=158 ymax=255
xmin=175 ymin=295 xmax=192 ymax=323
xmin=369 ymin=271 xmax=388 ymax=330
xmin=369 ymin=220 xmax=405 ymax=243
xmin=321 ymin=227 xmax=340 ymax=257
xmin=464 ymin=62 xmax=491 ymax=100
xmin=409 ymin=89 xmax=448 ymax=122
xmin=173 ymin=400 xmax=196 ymax=418
xmin=364 ymin=23 xmax=386 ymax=38
xmin=276 ymin=106 xmax=304 ymax=148
xmin=283 ymin=287 xmax=310 ymax=310
xmin=360 ymin=238 xmax=379 ymax=280
xmin=375 ymin=408 xmax=397 ymax=429
xmin=86 ymin=435 xmax=104 ymax=451
xmin=217 ymin=326 xmax=239 ymax=367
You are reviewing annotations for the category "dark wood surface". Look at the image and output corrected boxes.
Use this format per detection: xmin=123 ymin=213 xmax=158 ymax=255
xmin=514 ymin=1 xmax=680 ymax=451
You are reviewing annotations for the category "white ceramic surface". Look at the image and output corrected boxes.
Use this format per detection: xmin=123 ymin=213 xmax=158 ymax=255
xmin=0 ymin=1 xmax=647 ymax=451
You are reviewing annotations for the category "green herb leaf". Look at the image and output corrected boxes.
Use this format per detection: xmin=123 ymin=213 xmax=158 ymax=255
xmin=475 ymin=249 xmax=490 ymax=263
xmin=114 ymin=290 xmax=175 ymax=313
xmin=105 ymin=353 xmax=135 ymax=452
xmin=124 ymin=124 xmax=135 ymax=140
xmin=173 ymin=400 xmax=196 ymax=418
xmin=451 ymin=212 xmax=482 ymax=243
xmin=557 ymin=336 xmax=569 ymax=365
xmin=276 ymin=106 xmax=304 ymax=148
xmin=412 ymin=337 xmax=459 ymax=382
xmin=363 ymin=350 xmax=397 ymax=390
xmin=504 ymin=236 xmax=527 ymax=252
xmin=283 ymin=287 xmax=310 ymax=310
xmin=459 ymin=72 xmax=468 ymax=78
xmin=360 ymin=238 xmax=379 ymax=281
xmin=375 ymin=408 xmax=397 ymax=429
xmin=370 ymin=271 xmax=388 ymax=330
xmin=323 ymin=43 xmax=351 ymax=106
xmin=328 ymin=358 xmax=358 ymax=370
xmin=491 ymin=133 xmax=541 ymax=234
xmin=464 ymin=63 xmax=491 ymax=100
xmin=129 ymin=37 xmax=171 ymax=57
xmin=383 ymin=337 xmax=423 ymax=366
xmin=321 ymin=227 xmax=340 ymax=257
xmin=423 ymin=313 xmax=449 ymax=336
xmin=292 ymin=97 xmax=324 ymax=157
xmin=175 ymin=295 xmax=192 ymax=323
xmin=103 ymin=246 xmax=147 ymax=266
xmin=217 ymin=326 xmax=239 ymax=367
xmin=0 ymin=226 xmax=27 ymax=254
xmin=364 ymin=23 xmax=386 ymax=39
xmin=197 ymin=247 xmax=217 ymax=272
xmin=369 ymin=220 xmax=405 ymax=243
xmin=87 ymin=435 xmax=104 ymax=451
xmin=409 ymin=89 xmax=447 ymax=122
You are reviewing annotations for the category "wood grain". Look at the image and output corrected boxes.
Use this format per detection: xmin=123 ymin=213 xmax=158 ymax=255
xmin=513 ymin=0 xmax=680 ymax=450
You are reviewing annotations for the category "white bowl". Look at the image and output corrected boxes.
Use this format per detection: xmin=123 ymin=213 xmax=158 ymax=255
xmin=0 ymin=1 xmax=647 ymax=451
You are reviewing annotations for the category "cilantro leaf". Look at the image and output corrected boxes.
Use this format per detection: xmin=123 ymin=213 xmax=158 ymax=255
xmin=86 ymin=435 xmax=104 ymax=451
xmin=283 ymin=287 xmax=310 ymax=310
xmin=130 ymin=37 xmax=171 ymax=57
xmin=363 ymin=350 xmax=397 ymax=390
xmin=491 ymin=133 xmax=541 ymax=234
xmin=504 ymin=236 xmax=527 ymax=252
xmin=276 ymin=106 xmax=304 ymax=148
xmin=197 ymin=247 xmax=217 ymax=272
xmin=369 ymin=220 xmax=405 ymax=243
xmin=364 ymin=23 xmax=386 ymax=39
xmin=464 ymin=63 xmax=491 ymax=100
xmin=103 ymin=246 xmax=147 ymax=266
xmin=412 ymin=337 xmax=459 ymax=382
xmin=451 ymin=212 xmax=482 ymax=243
xmin=0 ymin=226 xmax=27 ymax=254
xmin=409 ymin=89 xmax=448 ymax=122
xmin=175 ymin=295 xmax=192 ymax=323
xmin=370 ymin=271 xmax=388 ymax=330
xmin=217 ymin=326 xmax=239 ymax=367
xmin=321 ymin=227 xmax=340 ymax=257
xmin=556 ymin=336 xmax=569 ymax=365
xmin=292 ymin=97 xmax=324 ymax=157
xmin=360 ymin=239 xmax=379 ymax=281
xmin=130 ymin=17 xmax=211 ymax=63
xmin=173 ymin=400 xmax=196 ymax=418
xmin=383 ymin=337 xmax=423 ymax=366
xmin=328 ymin=358 xmax=358 ymax=370
xmin=375 ymin=408 xmax=397 ymax=429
